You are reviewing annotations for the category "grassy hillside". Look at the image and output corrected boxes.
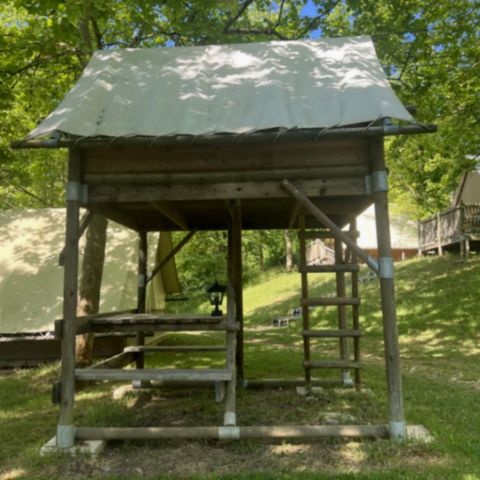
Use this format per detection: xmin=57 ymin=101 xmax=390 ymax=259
xmin=0 ymin=255 xmax=479 ymax=479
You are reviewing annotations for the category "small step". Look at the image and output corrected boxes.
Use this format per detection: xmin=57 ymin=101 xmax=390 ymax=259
xmin=124 ymin=345 xmax=226 ymax=353
xmin=299 ymin=264 xmax=360 ymax=273
xmin=303 ymin=329 xmax=361 ymax=338
xmin=75 ymin=367 xmax=233 ymax=383
xmin=301 ymin=297 xmax=360 ymax=307
xmin=304 ymin=360 xmax=361 ymax=369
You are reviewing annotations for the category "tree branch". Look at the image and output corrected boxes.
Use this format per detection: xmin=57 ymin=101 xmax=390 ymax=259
xmin=223 ymin=0 xmax=255 ymax=33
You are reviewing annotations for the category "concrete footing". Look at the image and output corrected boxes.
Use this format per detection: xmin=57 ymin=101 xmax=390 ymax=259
xmin=406 ymin=425 xmax=434 ymax=443
xmin=40 ymin=436 xmax=105 ymax=456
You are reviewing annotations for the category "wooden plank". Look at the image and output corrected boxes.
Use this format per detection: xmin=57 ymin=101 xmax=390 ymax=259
xmin=76 ymin=424 xmax=388 ymax=440
xmin=75 ymin=367 xmax=233 ymax=382
xmin=150 ymin=201 xmax=188 ymax=230
xmin=301 ymin=297 xmax=360 ymax=306
xmin=304 ymin=360 xmax=361 ymax=369
xmin=90 ymin=322 xmax=240 ymax=333
xmin=82 ymin=140 xmax=369 ymax=174
xmin=299 ymin=264 xmax=360 ymax=273
xmin=124 ymin=345 xmax=226 ymax=353
xmin=84 ymin=165 xmax=369 ymax=185
xmin=88 ymin=178 xmax=366 ymax=204
xmin=91 ymin=313 xmax=225 ymax=324
xmin=288 ymin=200 xmax=302 ymax=229
xmin=303 ymin=329 xmax=361 ymax=338
xmin=350 ymin=217 xmax=361 ymax=390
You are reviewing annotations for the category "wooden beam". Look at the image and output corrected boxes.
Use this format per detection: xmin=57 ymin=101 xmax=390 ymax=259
xmin=76 ymin=424 xmax=389 ymax=441
xmin=88 ymin=178 xmax=366 ymax=203
xmin=57 ymin=148 xmax=81 ymax=449
xmin=150 ymin=201 xmax=188 ymax=230
xmin=288 ymin=201 xmax=302 ymax=229
xmin=370 ymin=137 xmax=405 ymax=440
xmin=147 ymin=230 xmax=196 ymax=284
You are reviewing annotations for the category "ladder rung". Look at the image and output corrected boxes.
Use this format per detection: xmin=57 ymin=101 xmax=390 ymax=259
xmin=124 ymin=345 xmax=226 ymax=353
xmin=299 ymin=264 xmax=360 ymax=273
xmin=303 ymin=329 xmax=361 ymax=338
xmin=75 ymin=368 xmax=233 ymax=382
xmin=304 ymin=360 xmax=361 ymax=369
xmin=302 ymin=297 xmax=360 ymax=307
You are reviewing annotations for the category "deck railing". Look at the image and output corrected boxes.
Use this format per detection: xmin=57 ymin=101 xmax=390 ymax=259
xmin=419 ymin=204 xmax=480 ymax=252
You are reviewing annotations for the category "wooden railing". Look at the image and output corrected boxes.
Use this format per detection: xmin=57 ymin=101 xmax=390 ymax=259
xmin=419 ymin=204 xmax=480 ymax=252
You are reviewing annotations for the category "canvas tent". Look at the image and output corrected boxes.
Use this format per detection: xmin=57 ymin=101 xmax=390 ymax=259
xmin=13 ymin=36 xmax=435 ymax=448
xmin=0 ymin=209 xmax=179 ymax=333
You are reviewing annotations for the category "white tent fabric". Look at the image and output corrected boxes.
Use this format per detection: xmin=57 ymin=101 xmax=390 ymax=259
xmin=357 ymin=206 xmax=418 ymax=250
xmin=28 ymin=36 xmax=413 ymax=139
xmin=0 ymin=209 xmax=168 ymax=333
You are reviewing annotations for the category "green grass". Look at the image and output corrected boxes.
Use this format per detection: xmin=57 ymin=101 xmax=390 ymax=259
xmin=1 ymin=255 xmax=480 ymax=479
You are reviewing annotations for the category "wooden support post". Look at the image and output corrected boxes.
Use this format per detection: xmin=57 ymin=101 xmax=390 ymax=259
xmin=350 ymin=218 xmax=361 ymax=391
xmin=225 ymin=221 xmax=237 ymax=425
xmin=370 ymin=138 xmax=405 ymax=440
xmin=334 ymin=236 xmax=351 ymax=387
xmin=57 ymin=148 xmax=82 ymax=449
xmin=436 ymin=212 xmax=443 ymax=256
xmin=136 ymin=231 xmax=147 ymax=369
xmin=231 ymin=201 xmax=244 ymax=384
xmin=298 ymin=215 xmax=311 ymax=387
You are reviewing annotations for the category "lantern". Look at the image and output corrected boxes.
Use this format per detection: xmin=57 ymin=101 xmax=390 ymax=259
xmin=207 ymin=280 xmax=227 ymax=317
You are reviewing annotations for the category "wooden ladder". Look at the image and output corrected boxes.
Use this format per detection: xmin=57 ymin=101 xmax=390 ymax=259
xmin=298 ymin=215 xmax=361 ymax=390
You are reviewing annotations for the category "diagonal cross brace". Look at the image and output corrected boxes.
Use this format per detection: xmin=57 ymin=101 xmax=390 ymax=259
xmin=281 ymin=179 xmax=379 ymax=275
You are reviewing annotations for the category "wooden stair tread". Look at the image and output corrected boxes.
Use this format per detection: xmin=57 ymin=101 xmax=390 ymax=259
xmin=304 ymin=360 xmax=361 ymax=369
xmin=75 ymin=367 xmax=233 ymax=382
xmin=90 ymin=321 xmax=239 ymax=333
xmin=91 ymin=314 xmax=225 ymax=324
xmin=302 ymin=297 xmax=360 ymax=306
xmin=124 ymin=345 xmax=226 ymax=353
xmin=299 ymin=264 xmax=360 ymax=273
xmin=303 ymin=329 xmax=361 ymax=338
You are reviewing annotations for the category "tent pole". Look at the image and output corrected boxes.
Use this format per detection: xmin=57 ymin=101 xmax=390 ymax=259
xmin=57 ymin=148 xmax=82 ymax=448
xmin=370 ymin=137 xmax=405 ymax=440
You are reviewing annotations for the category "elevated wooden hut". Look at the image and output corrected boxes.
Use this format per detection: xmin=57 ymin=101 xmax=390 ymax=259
xmin=13 ymin=36 xmax=435 ymax=449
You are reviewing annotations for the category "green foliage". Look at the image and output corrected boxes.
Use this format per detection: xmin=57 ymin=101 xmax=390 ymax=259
xmin=1 ymin=1 xmax=478 ymax=216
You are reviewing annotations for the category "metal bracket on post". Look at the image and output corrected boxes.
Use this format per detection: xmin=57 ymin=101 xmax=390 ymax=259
xmin=389 ymin=420 xmax=406 ymax=441
xmin=365 ymin=171 xmax=389 ymax=195
xmin=66 ymin=181 xmax=88 ymax=204
xmin=219 ymin=426 xmax=240 ymax=440
xmin=379 ymin=257 xmax=394 ymax=279
xmin=56 ymin=424 xmax=76 ymax=449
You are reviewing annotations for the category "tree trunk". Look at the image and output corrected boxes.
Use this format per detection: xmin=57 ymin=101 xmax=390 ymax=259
xmin=285 ymin=229 xmax=293 ymax=272
xmin=75 ymin=214 xmax=108 ymax=366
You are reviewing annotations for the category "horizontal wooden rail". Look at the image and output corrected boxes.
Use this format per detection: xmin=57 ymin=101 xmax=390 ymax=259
xmin=76 ymin=424 xmax=388 ymax=440
xmin=304 ymin=360 xmax=361 ymax=369
xmin=75 ymin=367 xmax=233 ymax=382
xmin=124 ymin=345 xmax=226 ymax=353
xmin=299 ymin=264 xmax=360 ymax=273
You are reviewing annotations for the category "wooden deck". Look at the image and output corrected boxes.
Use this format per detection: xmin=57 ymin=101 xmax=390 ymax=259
xmin=419 ymin=204 xmax=480 ymax=256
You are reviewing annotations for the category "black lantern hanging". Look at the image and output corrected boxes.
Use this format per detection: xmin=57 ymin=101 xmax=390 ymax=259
xmin=207 ymin=280 xmax=227 ymax=317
